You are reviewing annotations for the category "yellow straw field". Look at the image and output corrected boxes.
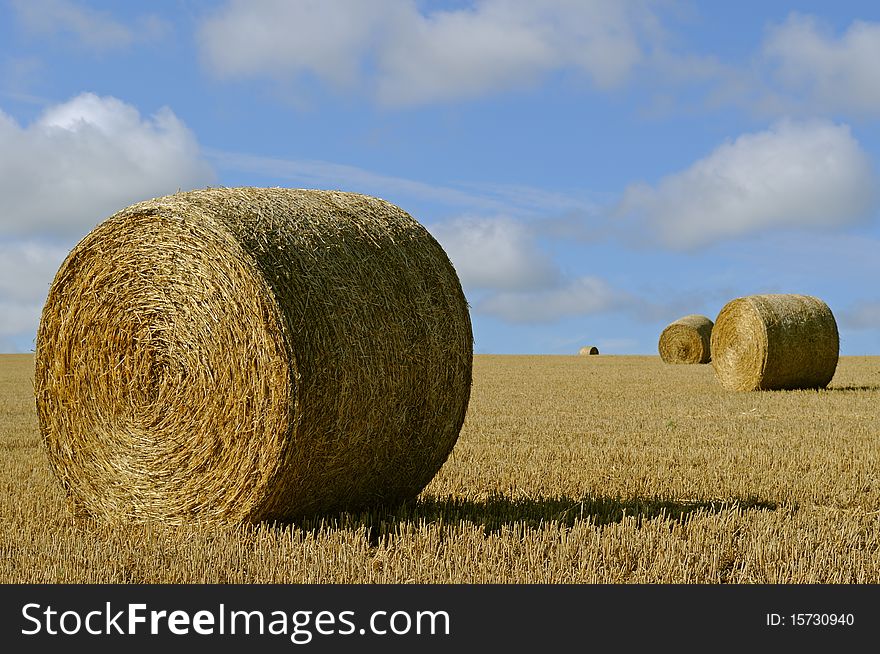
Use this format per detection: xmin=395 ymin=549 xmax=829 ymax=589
xmin=2 ymin=353 xmax=879 ymax=583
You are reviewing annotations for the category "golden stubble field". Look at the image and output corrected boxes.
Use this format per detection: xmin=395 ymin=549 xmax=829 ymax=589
xmin=2 ymin=353 xmax=879 ymax=583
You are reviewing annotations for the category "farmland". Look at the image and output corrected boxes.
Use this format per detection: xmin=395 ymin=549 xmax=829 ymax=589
xmin=2 ymin=353 xmax=879 ymax=583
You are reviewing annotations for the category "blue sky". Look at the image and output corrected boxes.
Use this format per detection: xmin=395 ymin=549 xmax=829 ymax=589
xmin=2 ymin=0 xmax=880 ymax=355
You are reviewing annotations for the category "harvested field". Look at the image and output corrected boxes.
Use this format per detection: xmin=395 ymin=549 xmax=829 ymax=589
xmin=2 ymin=353 xmax=880 ymax=583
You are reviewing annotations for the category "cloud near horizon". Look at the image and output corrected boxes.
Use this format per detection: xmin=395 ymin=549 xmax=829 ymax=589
xmin=839 ymin=301 xmax=880 ymax=331
xmin=476 ymin=275 xmax=623 ymax=323
xmin=10 ymin=0 xmax=169 ymax=51
xmin=427 ymin=212 xmax=656 ymax=325
xmin=616 ymin=119 xmax=877 ymax=250
xmin=0 ymin=241 xmax=70 ymax=351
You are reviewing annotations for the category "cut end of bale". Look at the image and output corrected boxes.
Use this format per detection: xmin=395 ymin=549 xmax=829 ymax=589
xmin=658 ymin=314 xmax=713 ymax=364
xmin=34 ymin=187 xmax=473 ymax=525
xmin=710 ymin=294 xmax=838 ymax=391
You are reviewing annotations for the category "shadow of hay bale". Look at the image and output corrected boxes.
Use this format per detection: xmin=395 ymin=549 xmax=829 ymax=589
xmin=283 ymin=492 xmax=780 ymax=542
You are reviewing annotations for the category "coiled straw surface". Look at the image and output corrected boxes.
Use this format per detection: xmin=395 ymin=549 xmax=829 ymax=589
xmin=658 ymin=314 xmax=713 ymax=364
xmin=579 ymin=346 xmax=599 ymax=355
xmin=34 ymin=187 xmax=473 ymax=525
xmin=710 ymin=294 xmax=838 ymax=391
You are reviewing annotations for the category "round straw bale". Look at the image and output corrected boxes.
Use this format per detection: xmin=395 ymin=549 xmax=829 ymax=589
xmin=710 ymin=294 xmax=838 ymax=391
xmin=579 ymin=346 xmax=599 ymax=355
xmin=658 ymin=314 xmax=713 ymax=364
xmin=34 ymin=187 xmax=473 ymax=525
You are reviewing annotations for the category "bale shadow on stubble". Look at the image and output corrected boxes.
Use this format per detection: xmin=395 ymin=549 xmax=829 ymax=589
xmin=825 ymin=384 xmax=880 ymax=393
xmin=403 ymin=493 xmax=777 ymax=532
xmin=287 ymin=493 xmax=778 ymax=546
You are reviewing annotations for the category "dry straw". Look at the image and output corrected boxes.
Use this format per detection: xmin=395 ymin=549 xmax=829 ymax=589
xmin=710 ymin=294 xmax=838 ymax=391
xmin=579 ymin=346 xmax=599 ymax=355
xmin=658 ymin=314 xmax=713 ymax=364
xmin=34 ymin=187 xmax=473 ymax=525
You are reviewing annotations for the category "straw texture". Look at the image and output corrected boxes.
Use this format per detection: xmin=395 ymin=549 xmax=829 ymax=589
xmin=658 ymin=314 xmax=713 ymax=364
xmin=710 ymin=294 xmax=838 ymax=391
xmin=34 ymin=187 xmax=473 ymax=525
xmin=579 ymin=346 xmax=599 ymax=355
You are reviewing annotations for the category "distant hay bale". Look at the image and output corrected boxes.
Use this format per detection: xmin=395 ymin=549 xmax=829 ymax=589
xmin=34 ymin=187 xmax=473 ymax=525
xmin=658 ymin=314 xmax=713 ymax=364
xmin=710 ymin=294 xmax=838 ymax=391
xmin=579 ymin=346 xmax=599 ymax=355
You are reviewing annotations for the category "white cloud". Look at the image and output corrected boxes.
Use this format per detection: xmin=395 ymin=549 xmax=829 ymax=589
xmin=198 ymin=0 xmax=390 ymax=86
xmin=0 ymin=92 xmax=214 ymax=237
xmin=198 ymin=0 xmax=656 ymax=106
xmin=10 ymin=0 xmax=168 ymax=51
xmin=0 ymin=94 xmax=212 ymax=351
xmin=477 ymin=276 xmax=622 ymax=323
xmin=375 ymin=0 xmax=648 ymax=105
xmin=764 ymin=13 xmax=880 ymax=115
xmin=617 ymin=120 xmax=877 ymax=250
xmin=429 ymin=215 xmax=560 ymax=292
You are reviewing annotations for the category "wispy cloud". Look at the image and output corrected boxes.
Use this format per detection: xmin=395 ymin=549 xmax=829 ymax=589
xmin=205 ymin=148 xmax=591 ymax=218
xmin=10 ymin=0 xmax=169 ymax=51
xmin=1 ymin=57 xmax=50 ymax=106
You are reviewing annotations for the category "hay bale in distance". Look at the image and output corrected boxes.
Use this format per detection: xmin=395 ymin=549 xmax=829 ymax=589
xmin=34 ymin=187 xmax=473 ymax=525
xmin=579 ymin=346 xmax=599 ymax=355
xmin=710 ymin=294 xmax=838 ymax=391
xmin=658 ymin=314 xmax=713 ymax=364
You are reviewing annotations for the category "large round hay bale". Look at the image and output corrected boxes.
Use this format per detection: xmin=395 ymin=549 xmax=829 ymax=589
xmin=579 ymin=346 xmax=599 ymax=355
xmin=710 ymin=294 xmax=838 ymax=391
xmin=34 ymin=187 xmax=473 ymax=525
xmin=658 ymin=314 xmax=713 ymax=364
